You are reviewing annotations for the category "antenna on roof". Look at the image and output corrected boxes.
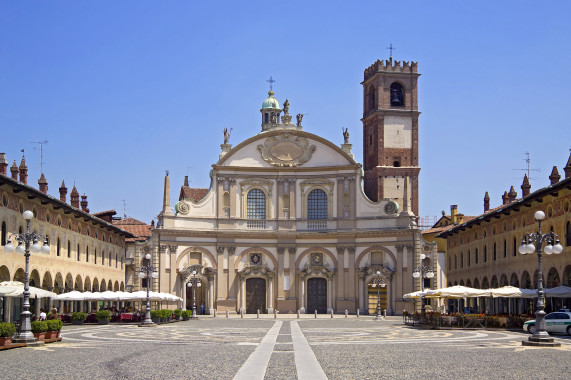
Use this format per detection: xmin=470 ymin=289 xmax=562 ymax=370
xmin=30 ymin=140 xmax=48 ymax=173
xmin=122 ymin=199 xmax=127 ymax=218
xmin=512 ymin=152 xmax=540 ymax=180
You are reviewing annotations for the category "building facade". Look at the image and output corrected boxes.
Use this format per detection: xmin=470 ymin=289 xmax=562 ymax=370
xmin=148 ymin=59 xmax=436 ymax=315
xmin=0 ymin=153 xmax=133 ymax=321
xmin=437 ymin=155 xmax=571 ymax=313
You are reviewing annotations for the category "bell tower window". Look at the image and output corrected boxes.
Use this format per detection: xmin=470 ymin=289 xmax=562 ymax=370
xmin=390 ymin=82 xmax=404 ymax=107
xmin=367 ymin=85 xmax=376 ymax=113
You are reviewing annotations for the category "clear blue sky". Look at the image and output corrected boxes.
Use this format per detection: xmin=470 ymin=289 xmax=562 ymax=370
xmin=2 ymin=1 xmax=570 ymax=225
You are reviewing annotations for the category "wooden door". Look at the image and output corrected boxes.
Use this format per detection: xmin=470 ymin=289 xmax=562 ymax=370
xmin=246 ymin=278 xmax=266 ymax=314
xmin=306 ymin=277 xmax=327 ymax=314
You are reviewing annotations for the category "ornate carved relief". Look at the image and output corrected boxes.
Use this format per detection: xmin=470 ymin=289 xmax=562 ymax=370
xmin=257 ymin=133 xmax=316 ymax=167
xmin=384 ymin=200 xmax=399 ymax=214
xmin=227 ymin=246 xmax=236 ymax=255
xmin=216 ymin=246 xmax=225 ymax=254
xmin=239 ymin=178 xmax=273 ymax=197
xmin=299 ymin=178 xmax=335 ymax=194
xmin=238 ymin=265 xmax=274 ymax=279
xmin=175 ymin=201 xmax=190 ymax=215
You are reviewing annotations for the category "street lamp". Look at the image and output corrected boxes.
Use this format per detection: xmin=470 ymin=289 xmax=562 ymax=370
xmin=3 ymin=210 xmax=50 ymax=343
xmin=412 ymin=253 xmax=434 ymax=319
xmin=137 ymin=252 xmax=158 ymax=326
xmin=370 ymin=270 xmax=386 ymax=319
xmin=518 ymin=210 xmax=563 ymax=347
xmin=186 ymin=270 xmax=202 ymax=319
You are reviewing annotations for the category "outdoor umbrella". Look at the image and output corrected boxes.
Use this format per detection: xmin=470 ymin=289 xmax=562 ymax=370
xmin=490 ymin=286 xmax=537 ymax=298
xmin=0 ymin=281 xmax=57 ymax=298
xmin=544 ymin=286 xmax=571 ymax=298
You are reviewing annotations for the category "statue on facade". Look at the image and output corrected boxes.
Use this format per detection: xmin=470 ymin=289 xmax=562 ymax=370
xmin=270 ymin=112 xmax=278 ymax=125
xmin=223 ymin=128 xmax=230 ymax=144
xmin=343 ymin=128 xmax=350 ymax=144
xmin=283 ymin=98 xmax=290 ymax=115
xmin=296 ymin=113 xmax=304 ymax=127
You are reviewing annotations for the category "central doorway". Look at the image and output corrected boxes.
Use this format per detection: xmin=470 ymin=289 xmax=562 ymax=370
xmin=246 ymin=278 xmax=266 ymax=314
xmin=306 ymin=277 xmax=327 ymax=313
xmin=186 ymin=285 xmax=204 ymax=313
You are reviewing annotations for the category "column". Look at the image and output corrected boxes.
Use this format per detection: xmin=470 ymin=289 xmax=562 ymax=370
xmin=299 ymin=277 xmax=305 ymax=313
xmin=358 ymin=275 xmax=365 ymax=313
xmin=327 ymin=277 xmax=334 ymax=313
xmin=267 ymin=276 xmax=274 ymax=313
xmin=288 ymin=248 xmax=296 ymax=299
xmin=347 ymin=247 xmax=356 ymax=300
xmin=208 ymin=275 xmax=215 ymax=314
xmin=182 ymin=275 xmax=187 ymax=310
xmin=277 ymin=248 xmax=285 ymax=300
xmin=336 ymin=247 xmax=345 ymax=302
xmin=387 ymin=276 xmax=393 ymax=315
xmin=227 ymin=246 xmax=236 ymax=300
xmin=240 ymin=277 xmax=245 ymax=313
xmin=216 ymin=246 xmax=225 ymax=303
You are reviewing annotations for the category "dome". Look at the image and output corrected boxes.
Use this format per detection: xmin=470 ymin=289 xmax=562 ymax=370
xmin=261 ymin=90 xmax=280 ymax=109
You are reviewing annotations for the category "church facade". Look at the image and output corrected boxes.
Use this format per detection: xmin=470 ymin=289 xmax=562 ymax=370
xmin=148 ymin=59 xmax=435 ymax=315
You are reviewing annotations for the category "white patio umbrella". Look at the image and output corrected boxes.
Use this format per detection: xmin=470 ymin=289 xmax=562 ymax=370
xmin=403 ymin=290 xmax=429 ymax=299
xmin=425 ymin=285 xmax=491 ymax=299
xmin=544 ymin=286 xmax=571 ymax=298
xmin=490 ymin=286 xmax=537 ymax=298
xmin=0 ymin=281 xmax=57 ymax=298
xmin=54 ymin=290 xmax=90 ymax=301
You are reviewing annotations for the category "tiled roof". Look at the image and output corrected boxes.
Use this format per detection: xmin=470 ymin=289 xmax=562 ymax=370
xmin=112 ymin=217 xmax=151 ymax=242
xmin=92 ymin=210 xmax=116 ymax=216
xmin=180 ymin=186 xmax=209 ymax=202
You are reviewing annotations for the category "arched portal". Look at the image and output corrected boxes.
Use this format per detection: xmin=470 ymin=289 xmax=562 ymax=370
xmin=0 ymin=265 xmax=10 ymax=282
xmin=307 ymin=277 xmax=327 ymax=314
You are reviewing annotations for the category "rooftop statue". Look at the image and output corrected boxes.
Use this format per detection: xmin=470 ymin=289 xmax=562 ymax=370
xmin=296 ymin=113 xmax=304 ymax=127
xmin=223 ymin=128 xmax=230 ymax=144
xmin=343 ymin=128 xmax=350 ymax=144
xmin=283 ymin=98 xmax=290 ymax=115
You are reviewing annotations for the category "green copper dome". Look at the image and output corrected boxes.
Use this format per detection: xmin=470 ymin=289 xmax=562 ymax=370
xmin=262 ymin=90 xmax=280 ymax=109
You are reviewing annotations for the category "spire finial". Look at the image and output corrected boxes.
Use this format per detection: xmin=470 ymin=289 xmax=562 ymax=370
xmin=267 ymin=76 xmax=276 ymax=91
xmin=386 ymin=43 xmax=396 ymax=60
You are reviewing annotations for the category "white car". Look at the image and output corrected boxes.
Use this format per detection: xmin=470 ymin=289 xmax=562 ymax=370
xmin=523 ymin=311 xmax=571 ymax=335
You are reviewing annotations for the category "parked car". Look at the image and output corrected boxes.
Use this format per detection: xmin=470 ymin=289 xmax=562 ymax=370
xmin=523 ymin=311 xmax=571 ymax=335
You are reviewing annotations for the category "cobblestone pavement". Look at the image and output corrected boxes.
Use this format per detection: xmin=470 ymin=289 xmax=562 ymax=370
xmin=1 ymin=316 xmax=570 ymax=379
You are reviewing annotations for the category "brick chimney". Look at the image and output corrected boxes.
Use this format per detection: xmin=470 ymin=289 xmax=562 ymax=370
xmin=502 ymin=191 xmax=509 ymax=205
xmin=450 ymin=205 xmax=458 ymax=224
xmin=10 ymin=161 xmax=18 ymax=180
xmin=508 ymin=186 xmax=517 ymax=203
xmin=0 ymin=153 xmax=8 ymax=175
xmin=565 ymin=152 xmax=571 ymax=179
xmin=549 ymin=166 xmax=561 ymax=185
xmin=521 ymin=174 xmax=531 ymax=197
xmin=70 ymin=185 xmax=80 ymax=208
xmin=18 ymin=155 xmax=28 ymax=185
xmin=38 ymin=173 xmax=48 ymax=194
xmin=484 ymin=191 xmax=490 ymax=212
xmin=184 ymin=176 xmax=189 ymax=186
xmin=80 ymin=194 xmax=89 ymax=212
xmin=59 ymin=181 xmax=68 ymax=202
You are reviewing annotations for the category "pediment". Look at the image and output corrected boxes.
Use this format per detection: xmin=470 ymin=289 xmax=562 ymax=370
xmin=257 ymin=133 xmax=316 ymax=167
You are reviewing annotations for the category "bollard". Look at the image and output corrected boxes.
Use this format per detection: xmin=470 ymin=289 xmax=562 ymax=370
xmin=357 ymin=309 xmax=360 ymax=318
xmin=241 ymin=309 xmax=244 ymax=318
xmin=257 ymin=310 xmax=260 ymax=319
xmin=213 ymin=309 xmax=217 ymax=318
xmin=331 ymin=310 xmax=334 ymax=318
xmin=314 ymin=310 xmax=317 ymax=319
xmin=226 ymin=310 xmax=229 ymax=318
xmin=297 ymin=310 xmax=300 ymax=319
xmin=274 ymin=309 xmax=277 ymax=319
xmin=383 ymin=309 xmax=387 ymax=318
xmin=345 ymin=310 xmax=348 ymax=318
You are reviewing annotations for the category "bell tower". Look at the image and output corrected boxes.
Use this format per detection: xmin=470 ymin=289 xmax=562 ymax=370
xmin=362 ymin=57 xmax=421 ymax=216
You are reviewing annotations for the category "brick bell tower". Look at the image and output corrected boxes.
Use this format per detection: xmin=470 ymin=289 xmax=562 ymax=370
xmin=362 ymin=57 xmax=421 ymax=216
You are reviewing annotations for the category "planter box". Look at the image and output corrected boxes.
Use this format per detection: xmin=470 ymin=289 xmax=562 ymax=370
xmin=33 ymin=332 xmax=46 ymax=341
xmin=97 ymin=319 xmax=109 ymax=325
xmin=45 ymin=331 xmax=59 ymax=339
xmin=71 ymin=320 xmax=84 ymax=325
xmin=151 ymin=318 xmax=160 ymax=324
xmin=0 ymin=337 xmax=12 ymax=346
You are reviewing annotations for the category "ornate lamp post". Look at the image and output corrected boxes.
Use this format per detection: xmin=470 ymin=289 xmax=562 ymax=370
xmin=371 ymin=270 xmax=386 ymax=320
xmin=412 ymin=253 xmax=434 ymax=319
xmin=3 ymin=210 xmax=50 ymax=343
xmin=137 ymin=252 xmax=158 ymax=326
xmin=186 ymin=270 xmax=202 ymax=319
xmin=519 ymin=210 xmax=563 ymax=347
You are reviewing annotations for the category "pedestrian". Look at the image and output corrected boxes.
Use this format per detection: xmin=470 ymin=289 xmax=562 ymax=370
xmin=200 ymin=302 xmax=205 ymax=315
xmin=39 ymin=308 xmax=47 ymax=321
xmin=47 ymin=308 xmax=59 ymax=320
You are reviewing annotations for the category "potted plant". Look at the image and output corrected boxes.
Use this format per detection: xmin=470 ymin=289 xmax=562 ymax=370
xmin=150 ymin=310 xmax=160 ymax=324
xmin=96 ymin=310 xmax=111 ymax=325
xmin=31 ymin=321 xmax=48 ymax=340
xmin=45 ymin=319 xmax=63 ymax=339
xmin=71 ymin=312 xmax=87 ymax=325
xmin=173 ymin=309 xmax=182 ymax=321
xmin=163 ymin=309 xmax=173 ymax=322
xmin=0 ymin=322 xmax=16 ymax=346
xmin=181 ymin=310 xmax=192 ymax=321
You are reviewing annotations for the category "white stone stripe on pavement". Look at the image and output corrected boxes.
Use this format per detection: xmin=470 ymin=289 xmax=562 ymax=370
xmin=233 ymin=321 xmax=282 ymax=380
xmin=291 ymin=321 xmax=328 ymax=380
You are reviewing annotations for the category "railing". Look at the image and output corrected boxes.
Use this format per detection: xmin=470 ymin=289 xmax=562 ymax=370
xmin=307 ymin=220 xmax=327 ymax=230
xmin=247 ymin=220 xmax=266 ymax=230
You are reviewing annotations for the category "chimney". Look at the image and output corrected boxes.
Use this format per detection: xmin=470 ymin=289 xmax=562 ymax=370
xmin=70 ymin=185 xmax=80 ymax=208
xmin=59 ymin=181 xmax=68 ymax=202
xmin=19 ymin=155 xmax=28 ymax=185
xmin=565 ymin=152 xmax=571 ymax=179
xmin=508 ymin=186 xmax=517 ymax=203
xmin=450 ymin=205 xmax=458 ymax=224
xmin=0 ymin=153 xmax=8 ymax=175
xmin=549 ymin=166 xmax=561 ymax=185
xmin=456 ymin=213 xmax=464 ymax=224
xmin=38 ymin=173 xmax=48 ymax=194
xmin=502 ymin=191 xmax=509 ymax=205
xmin=184 ymin=176 xmax=189 ymax=186
xmin=10 ymin=161 xmax=18 ymax=180
xmin=484 ymin=191 xmax=490 ymax=212
xmin=521 ymin=174 xmax=531 ymax=197
xmin=80 ymin=194 xmax=89 ymax=212
xmin=151 ymin=220 xmax=155 ymax=229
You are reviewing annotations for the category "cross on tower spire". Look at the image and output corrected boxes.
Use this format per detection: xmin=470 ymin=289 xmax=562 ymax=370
xmin=387 ymin=43 xmax=396 ymax=59
xmin=267 ymin=76 xmax=276 ymax=91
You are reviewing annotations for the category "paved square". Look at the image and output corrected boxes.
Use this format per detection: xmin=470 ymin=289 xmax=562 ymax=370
xmin=1 ymin=316 xmax=570 ymax=379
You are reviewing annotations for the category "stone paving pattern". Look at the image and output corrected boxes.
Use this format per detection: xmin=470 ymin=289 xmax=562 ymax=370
xmin=1 ymin=316 xmax=569 ymax=379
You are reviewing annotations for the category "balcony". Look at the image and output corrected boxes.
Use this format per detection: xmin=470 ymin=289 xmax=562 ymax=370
xmin=307 ymin=220 xmax=327 ymax=230
xmin=247 ymin=220 xmax=266 ymax=230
